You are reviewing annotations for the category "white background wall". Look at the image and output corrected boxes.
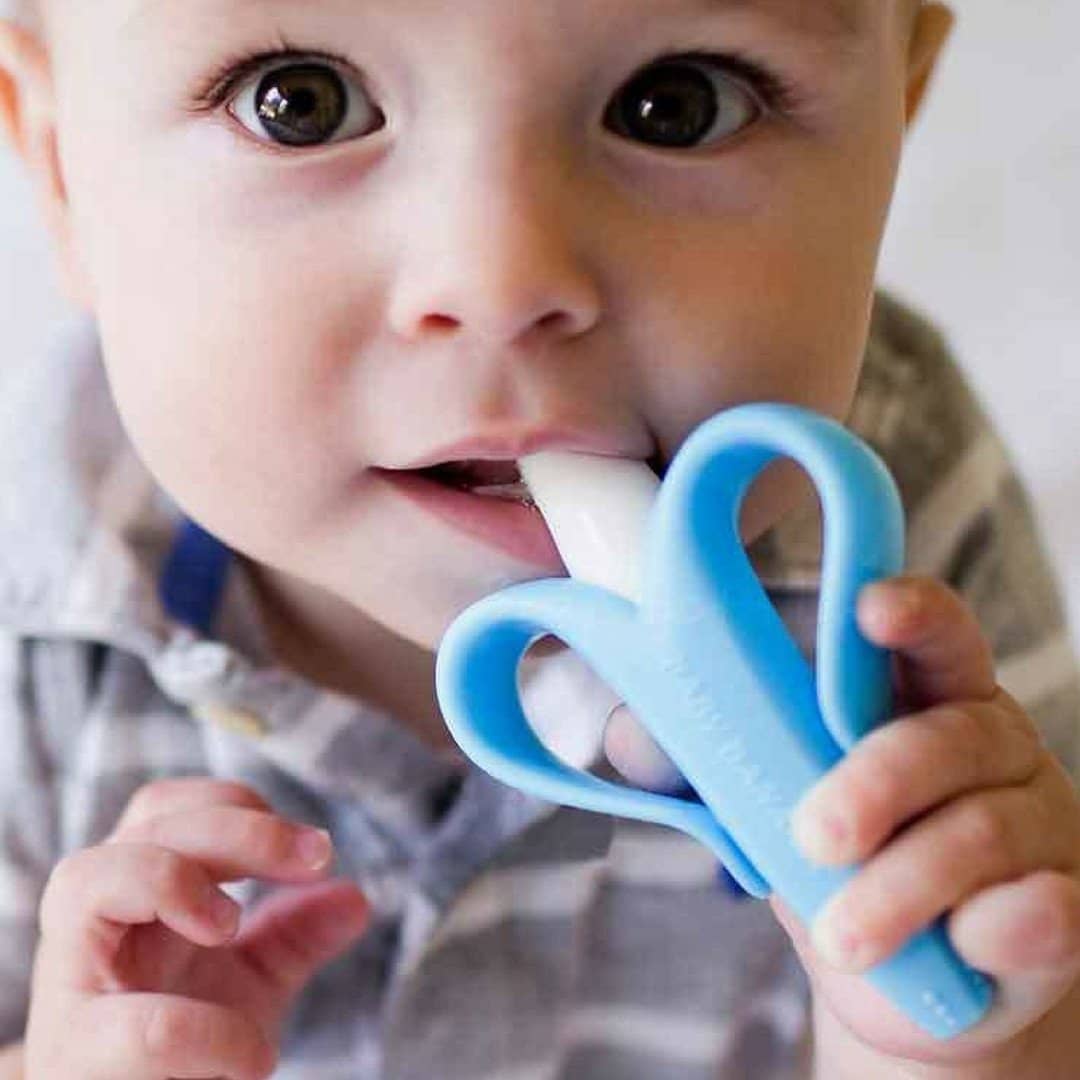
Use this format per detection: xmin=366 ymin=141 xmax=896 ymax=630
xmin=1 ymin=0 xmax=1078 ymax=633
xmin=878 ymin=0 xmax=1080 ymax=637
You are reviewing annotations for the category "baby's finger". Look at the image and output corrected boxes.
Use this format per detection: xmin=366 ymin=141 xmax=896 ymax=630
xmin=235 ymin=878 xmax=371 ymax=1000
xmin=791 ymin=696 xmax=1043 ymax=866
xmin=938 ymin=871 xmax=1080 ymax=1047
xmin=857 ymin=576 xmax=996 ymax=708
xmin=603 ymin=704 xmax=690 ymax=794
xmin=807 ymin=777 xmax=1072 ymax=974
xmin=72 ymin=991 xmax=276 ymax=1079
xmin=948 ymin=869 xmax=1080 ymax=978
xmin=109 ymin=777 xmax=273 ymax=840
xmin=115 ymin=806 xmax=334 ymax=883
xmin=38 ymin=843 xmax=243 ymax=990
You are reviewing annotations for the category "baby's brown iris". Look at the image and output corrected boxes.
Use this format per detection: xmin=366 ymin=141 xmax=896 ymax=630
xmin=254 ymin=64 xmax=348 ymax=147
xmin=607 ymin=61 xmax=719 ymax=149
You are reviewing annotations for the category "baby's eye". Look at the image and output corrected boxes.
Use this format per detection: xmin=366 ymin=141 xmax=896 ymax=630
xmin=604 ymin=55 xmax=764 ymax=150
xmin=229 ymin=59 xmax=385 ymax=148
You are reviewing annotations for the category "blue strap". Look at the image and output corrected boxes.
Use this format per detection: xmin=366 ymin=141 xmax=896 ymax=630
xmin=159 ymin=516 xmax=233 ymax=635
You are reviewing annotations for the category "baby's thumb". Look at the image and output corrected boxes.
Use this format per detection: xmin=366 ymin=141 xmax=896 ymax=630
xmin=236 ymin=877 xmax=370 ymax=1001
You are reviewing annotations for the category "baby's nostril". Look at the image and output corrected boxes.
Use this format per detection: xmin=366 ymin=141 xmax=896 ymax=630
xmin=420 ymin=313 xmax=460 ymax=333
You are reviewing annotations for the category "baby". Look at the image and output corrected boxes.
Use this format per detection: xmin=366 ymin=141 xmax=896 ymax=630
xmin=1 ymin=0 xmax=1080 ymax=1075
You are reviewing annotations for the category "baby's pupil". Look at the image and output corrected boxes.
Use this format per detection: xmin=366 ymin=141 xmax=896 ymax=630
xmin=256 ymin=65 xmax=348 ymax=147
xmin=616 ymin=63 xmax=718 ymax=149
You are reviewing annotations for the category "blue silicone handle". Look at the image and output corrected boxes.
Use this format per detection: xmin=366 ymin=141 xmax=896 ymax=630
xmin=434 ymin=402 xmax=994 ymax=1039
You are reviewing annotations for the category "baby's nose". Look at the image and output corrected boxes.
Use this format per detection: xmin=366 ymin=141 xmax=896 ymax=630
xmin=386 ymin=157 xmax=603 ymax=349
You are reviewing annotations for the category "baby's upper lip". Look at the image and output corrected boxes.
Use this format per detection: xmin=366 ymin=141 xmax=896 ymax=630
xmin=392 ymin=425 xmax=660 ymax=473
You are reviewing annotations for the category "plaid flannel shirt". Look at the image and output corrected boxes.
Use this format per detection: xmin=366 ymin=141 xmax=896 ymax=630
xmin=0 ymin=289 xmax=1076 ymax=1078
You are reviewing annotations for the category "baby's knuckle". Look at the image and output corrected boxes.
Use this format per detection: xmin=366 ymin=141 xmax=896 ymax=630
xmin=190 ymin=778 xmax=274 ymax=815
xmin=855 ymin=892 xmax=909 ymax=951
xmin=122 ymin=811 xmax=167 ymax=847
xmin=955 ymin=799 xmax=1012 ymax=859
xmin=845 ymin=753 xmax=905 ymax=839
xmin=1001 ymin=707 xmax=1045 ymax=769
xmin=144 ymin=845 xmax=196 ymax=901
xmin=831 ymin=867 xmax=909 ymax=950
xmin=40 ymin=848 xmax=96 ymax=922
xmin=216 ymin=779 xmax=273 ymax=809
xmin=937 ymin=704 xmax=984 ymax=746
xmin=123 ymin=777 xmax=189 ymax=821
xmin=45 ymin=849 xmax=89 ymax=895
xmin=936 ymin=707 xmax=992 ymax=780
xmin=1028 ymin=872 xmax=1080 ymax=964
xmin=991 ymin=685 xmax=1028 ymax=720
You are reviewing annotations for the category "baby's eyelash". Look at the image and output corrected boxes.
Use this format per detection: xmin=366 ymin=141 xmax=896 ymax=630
xmin=185 ymin=43 xmax=807 ymax=120
xmin=186 ymin=42 xmax=355 ymax=114
xmin=677 ymin=49 xmax=807 ymax=117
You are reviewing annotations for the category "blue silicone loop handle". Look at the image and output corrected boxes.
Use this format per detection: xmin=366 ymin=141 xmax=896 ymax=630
xmin=435 ymin=402 xmax=994 ymax=1039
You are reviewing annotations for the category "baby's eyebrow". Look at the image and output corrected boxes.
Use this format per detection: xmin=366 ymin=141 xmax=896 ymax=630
xmin=121 ymin=0 xmax=866 ymax=44
xmin=702 ymin=0 xmax=865 ymax=42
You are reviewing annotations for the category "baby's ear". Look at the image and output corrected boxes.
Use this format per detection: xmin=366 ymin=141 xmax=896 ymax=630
xmin=0 ymin=19 xmax=93 ymax=312
xmin=904 ymin=2 xmax=956 ymax=129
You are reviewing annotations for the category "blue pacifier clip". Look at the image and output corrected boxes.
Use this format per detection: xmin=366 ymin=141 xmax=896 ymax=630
xmin=434 ymin=402 xmax=994 ymax=1039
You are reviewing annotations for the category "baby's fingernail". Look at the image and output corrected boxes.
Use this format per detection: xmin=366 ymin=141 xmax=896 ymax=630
xmin=294 ymin=827 xmax=332 ymax=869
xmin=791 ymin=803 xmax=850 ymax=864
xmin=812 ymin=904 xmax=873 ymax=972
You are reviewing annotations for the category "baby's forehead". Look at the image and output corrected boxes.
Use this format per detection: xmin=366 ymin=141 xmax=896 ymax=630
xmin=42 ymin=0 xmax=877 ymax=37
xmin=36 ymin=0 xmax=915 ymax=64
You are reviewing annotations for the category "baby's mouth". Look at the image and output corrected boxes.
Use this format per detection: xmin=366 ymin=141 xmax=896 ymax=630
xmin=415 ymin=459 xmax=537 ymax=506
xmin=416 ymin=450 xmax=667 ymax=503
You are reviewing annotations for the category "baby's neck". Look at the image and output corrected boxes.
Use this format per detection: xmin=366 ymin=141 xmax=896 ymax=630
xmin=240 ymin=558 xmax=463 ymax=759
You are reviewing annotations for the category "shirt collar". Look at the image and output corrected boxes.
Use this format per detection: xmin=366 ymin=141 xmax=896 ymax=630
xmin=0 ymin=313 xmax=176 ymax=652
xmin=0 ymin=314 xmax=283 ymax=705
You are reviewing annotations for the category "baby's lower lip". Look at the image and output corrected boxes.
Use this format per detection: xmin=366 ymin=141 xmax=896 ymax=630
xmin=373 ymin=468 xmax=566 ymax=572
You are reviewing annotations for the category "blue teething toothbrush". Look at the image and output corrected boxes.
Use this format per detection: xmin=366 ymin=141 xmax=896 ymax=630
xmin=434 ymin=402 xmax=994 ymax=1039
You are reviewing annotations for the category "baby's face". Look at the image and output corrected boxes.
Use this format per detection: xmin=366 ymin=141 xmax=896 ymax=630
xmin=40 ymin=0 xmax=923 ymax=648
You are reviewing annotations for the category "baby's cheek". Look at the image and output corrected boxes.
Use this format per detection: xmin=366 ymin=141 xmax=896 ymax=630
xmin=99 ymin=341 xmax=315 ymax=546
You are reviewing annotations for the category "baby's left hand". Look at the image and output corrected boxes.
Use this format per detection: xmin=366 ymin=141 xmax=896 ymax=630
xmin=605 ymin=575 xmax=1080 ymax=1070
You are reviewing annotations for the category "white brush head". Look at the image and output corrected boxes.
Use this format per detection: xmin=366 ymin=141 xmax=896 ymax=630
xmin=518 ymin=452 xmax=661 ymax=602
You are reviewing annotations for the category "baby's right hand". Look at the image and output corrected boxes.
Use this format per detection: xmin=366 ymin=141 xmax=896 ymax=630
xmin=24 ymin=778 xmax=370 ymax=1079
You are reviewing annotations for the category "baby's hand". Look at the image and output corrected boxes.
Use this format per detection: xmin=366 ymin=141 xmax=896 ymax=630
xmin=25 ymin=778 xmax=370 ymax=1079
xmin=605 ymin=576 xmax=1080 ymax=1071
